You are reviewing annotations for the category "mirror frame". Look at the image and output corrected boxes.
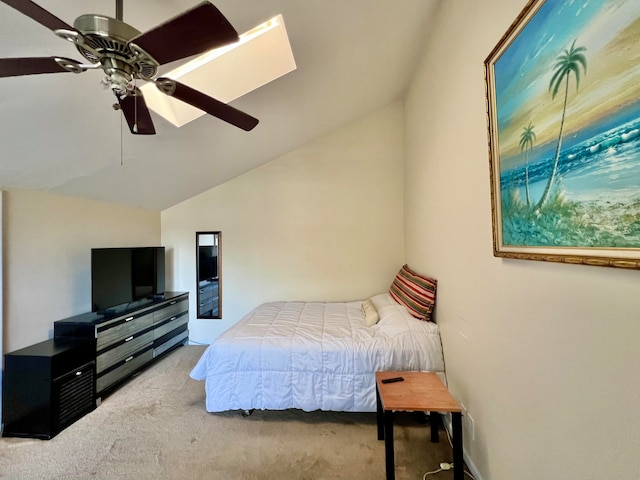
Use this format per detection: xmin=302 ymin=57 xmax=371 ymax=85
xmin=196 ymin=231 xmax=221 ymax=319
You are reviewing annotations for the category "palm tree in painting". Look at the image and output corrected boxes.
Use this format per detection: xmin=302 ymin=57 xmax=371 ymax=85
xmin=519 ymin=122 xmax=536 ymax=207
xmin=536 ymin=39 xmax=587 ymax=210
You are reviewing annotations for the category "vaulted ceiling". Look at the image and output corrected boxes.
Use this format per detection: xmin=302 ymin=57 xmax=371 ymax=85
xmin=0 ymin=0 xmax=440 ymax=210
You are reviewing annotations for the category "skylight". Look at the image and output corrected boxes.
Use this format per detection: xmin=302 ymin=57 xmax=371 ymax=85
xmin=140 ymin=14 xmax=296 ymax=127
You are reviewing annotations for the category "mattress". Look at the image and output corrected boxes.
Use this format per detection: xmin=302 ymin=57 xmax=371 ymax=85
xmin=190 ymin=293 xmax=445 ymax=412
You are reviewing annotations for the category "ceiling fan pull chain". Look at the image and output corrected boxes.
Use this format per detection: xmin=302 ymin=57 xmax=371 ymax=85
xmin=120 ymin=112 xmax=124 ymax=166
xmin=132 ymin=80 xmax=138 ymax=134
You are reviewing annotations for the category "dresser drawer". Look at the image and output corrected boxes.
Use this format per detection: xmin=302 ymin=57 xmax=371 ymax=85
xmin=154 ymin=298 xmax=188 ymax=324
xmin=154 ymin=313 xmax=188 ymax=339
xmin=96 ymin=312 xmax=154 ymax=351
xmin=154 ymin=329 xmax=189 ymax=357
xmin=54 ymin=361 xmax=95 ymax=431
xmin=96 ymin=331 xmax=154 ymax=374
xmin=198 ymin=285 xmax=214 ymax=302
xmin=198 ymin=299 xmax=214 ymax=315
xmin=96 ymin=347 xmax=153 ymax=394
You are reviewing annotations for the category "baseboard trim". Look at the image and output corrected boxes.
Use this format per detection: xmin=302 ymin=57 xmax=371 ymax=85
xmin=440 ymin=412 xmax=484 ymax=480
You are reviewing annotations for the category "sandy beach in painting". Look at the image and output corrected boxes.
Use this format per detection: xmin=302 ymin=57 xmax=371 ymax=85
xmin=501 ymin=186 xmax=640 ymax=248
xmin=567 ymin=194 xmax=640 ymax=247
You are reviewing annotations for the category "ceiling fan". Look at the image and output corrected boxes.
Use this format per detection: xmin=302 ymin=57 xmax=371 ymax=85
xmin=0 ymin=0 xmax=259 ymax=134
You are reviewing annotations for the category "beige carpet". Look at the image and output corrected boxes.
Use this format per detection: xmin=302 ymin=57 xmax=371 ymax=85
xmin=0 ymin=346 xmax=458 ymax=480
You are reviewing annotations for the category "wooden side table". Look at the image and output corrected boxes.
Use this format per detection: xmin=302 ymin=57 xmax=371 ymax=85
xmin=376 ymin=371 xmax=463 ymax=480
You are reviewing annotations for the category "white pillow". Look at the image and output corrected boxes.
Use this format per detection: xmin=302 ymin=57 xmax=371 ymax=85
xmin=370 ymin=292 xmax=395 ymax=311
xmin=361 ymin=298 xmax=380 ymax=326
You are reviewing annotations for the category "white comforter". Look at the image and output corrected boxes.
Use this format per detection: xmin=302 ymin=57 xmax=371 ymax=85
xmin=190 ymin=293 xmax=445 ymax=412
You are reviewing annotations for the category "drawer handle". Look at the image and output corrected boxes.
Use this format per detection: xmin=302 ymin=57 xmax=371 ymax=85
xmin=199 ymin=289 xmax=205 ymax=294
xmin=125 ymin=356 xmax=134 ymax=363
xmin=124 ymin=336 xmax=134 ymax=342
xmin=170 ymin=316 xmax=177 ymax=321
xmin=75 ymin=371 xmax=83 ymax=376
xmin=125 ymin=316 xmax=134 ymax=322
xmin=170 ymin=301 xmax=176 ymax=305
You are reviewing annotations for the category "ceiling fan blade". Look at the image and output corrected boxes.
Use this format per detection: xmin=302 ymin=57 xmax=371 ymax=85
xmin=117 ymin=90 xmax=156 ymax=135
xmin=0 ymin=0 xmax=74 ymax=31
xmin=155 ymin=78 xmax=259 ymax=131
xmin=0 ymin=57 xmax=82 ymax=77
xmin=130 ymin=2 xmax=239 ymax=66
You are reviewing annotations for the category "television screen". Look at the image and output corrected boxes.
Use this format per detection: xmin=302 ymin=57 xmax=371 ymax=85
xmin=198 ymin=246 xmax=218 ymax=282
xmin=91 ymin=247 xmax=165 ymax=312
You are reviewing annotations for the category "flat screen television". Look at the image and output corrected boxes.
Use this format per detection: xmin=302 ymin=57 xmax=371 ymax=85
xmin=198 ymin=246 xmax=218 ymax=282
xmin=91 ymin=247 xmax=165 ymax=313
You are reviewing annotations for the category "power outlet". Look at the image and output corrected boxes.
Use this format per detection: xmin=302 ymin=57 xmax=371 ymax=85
xmin=467 ymin=413 xmax=475 ymax=441
xmin=461 ymin=404 xmax=475 ymax=441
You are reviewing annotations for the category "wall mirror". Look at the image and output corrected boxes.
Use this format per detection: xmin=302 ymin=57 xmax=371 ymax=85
xmin=196 ymin=231 xmax=221 ymax=319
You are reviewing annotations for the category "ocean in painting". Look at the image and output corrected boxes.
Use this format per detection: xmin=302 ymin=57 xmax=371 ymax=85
xmin=499 ymin=116 xmax=640 ymax=248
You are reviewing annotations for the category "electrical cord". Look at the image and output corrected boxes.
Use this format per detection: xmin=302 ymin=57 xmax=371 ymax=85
xmin=423 ymin=466 xmax=444 ymax=478
xmin=423 ymin=416 xmax=477 ymax=479
xmin=422 ymin=462 xmax=476 ymax=479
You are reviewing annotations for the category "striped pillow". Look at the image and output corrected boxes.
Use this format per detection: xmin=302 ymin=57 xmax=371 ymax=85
xmin=389 ymin=264 xmax=437 ymax=321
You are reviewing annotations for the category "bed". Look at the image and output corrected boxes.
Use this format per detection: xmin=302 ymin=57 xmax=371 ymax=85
xmin=190 ymin=290 xmax=446 ymax=413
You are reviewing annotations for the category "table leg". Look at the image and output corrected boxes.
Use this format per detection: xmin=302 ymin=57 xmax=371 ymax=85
xmin=430 ymin=412 xmax=439 ymax=443
xmin=384 ymin=409 xmax=395 ymax=480
xmin=452 ymin=412 xmax=463 ymax=480
xmin=376 ymin=385 xmax=384 ymax=440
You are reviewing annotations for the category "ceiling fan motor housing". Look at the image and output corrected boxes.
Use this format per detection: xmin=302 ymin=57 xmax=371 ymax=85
xmin=71 ymin=14 xmax=159 ymax=93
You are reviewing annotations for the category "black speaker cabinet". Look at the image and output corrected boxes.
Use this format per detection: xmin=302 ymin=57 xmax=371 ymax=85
xmin=2 ymin=338 xmax=96 ymax=439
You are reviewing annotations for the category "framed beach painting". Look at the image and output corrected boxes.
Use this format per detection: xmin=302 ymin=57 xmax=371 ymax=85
xmin=485 ymin=0 xmax=640 ymax=269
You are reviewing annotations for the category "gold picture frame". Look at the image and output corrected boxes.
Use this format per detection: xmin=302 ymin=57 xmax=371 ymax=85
xmin=485 ymin=0 xmax=640 ymax=269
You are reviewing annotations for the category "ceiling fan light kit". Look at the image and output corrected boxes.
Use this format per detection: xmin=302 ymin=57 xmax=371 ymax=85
xmin=0 ymin=0 xmax=259 ymax=134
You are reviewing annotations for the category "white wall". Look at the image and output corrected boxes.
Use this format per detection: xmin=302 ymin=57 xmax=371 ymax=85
xmin=3 ymin=189 xmax=160 ymax=352
xmin=162 ymin=103 xmax=406 ymax=343
xmin=404 ymin=1 xmax=640 ymax=479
